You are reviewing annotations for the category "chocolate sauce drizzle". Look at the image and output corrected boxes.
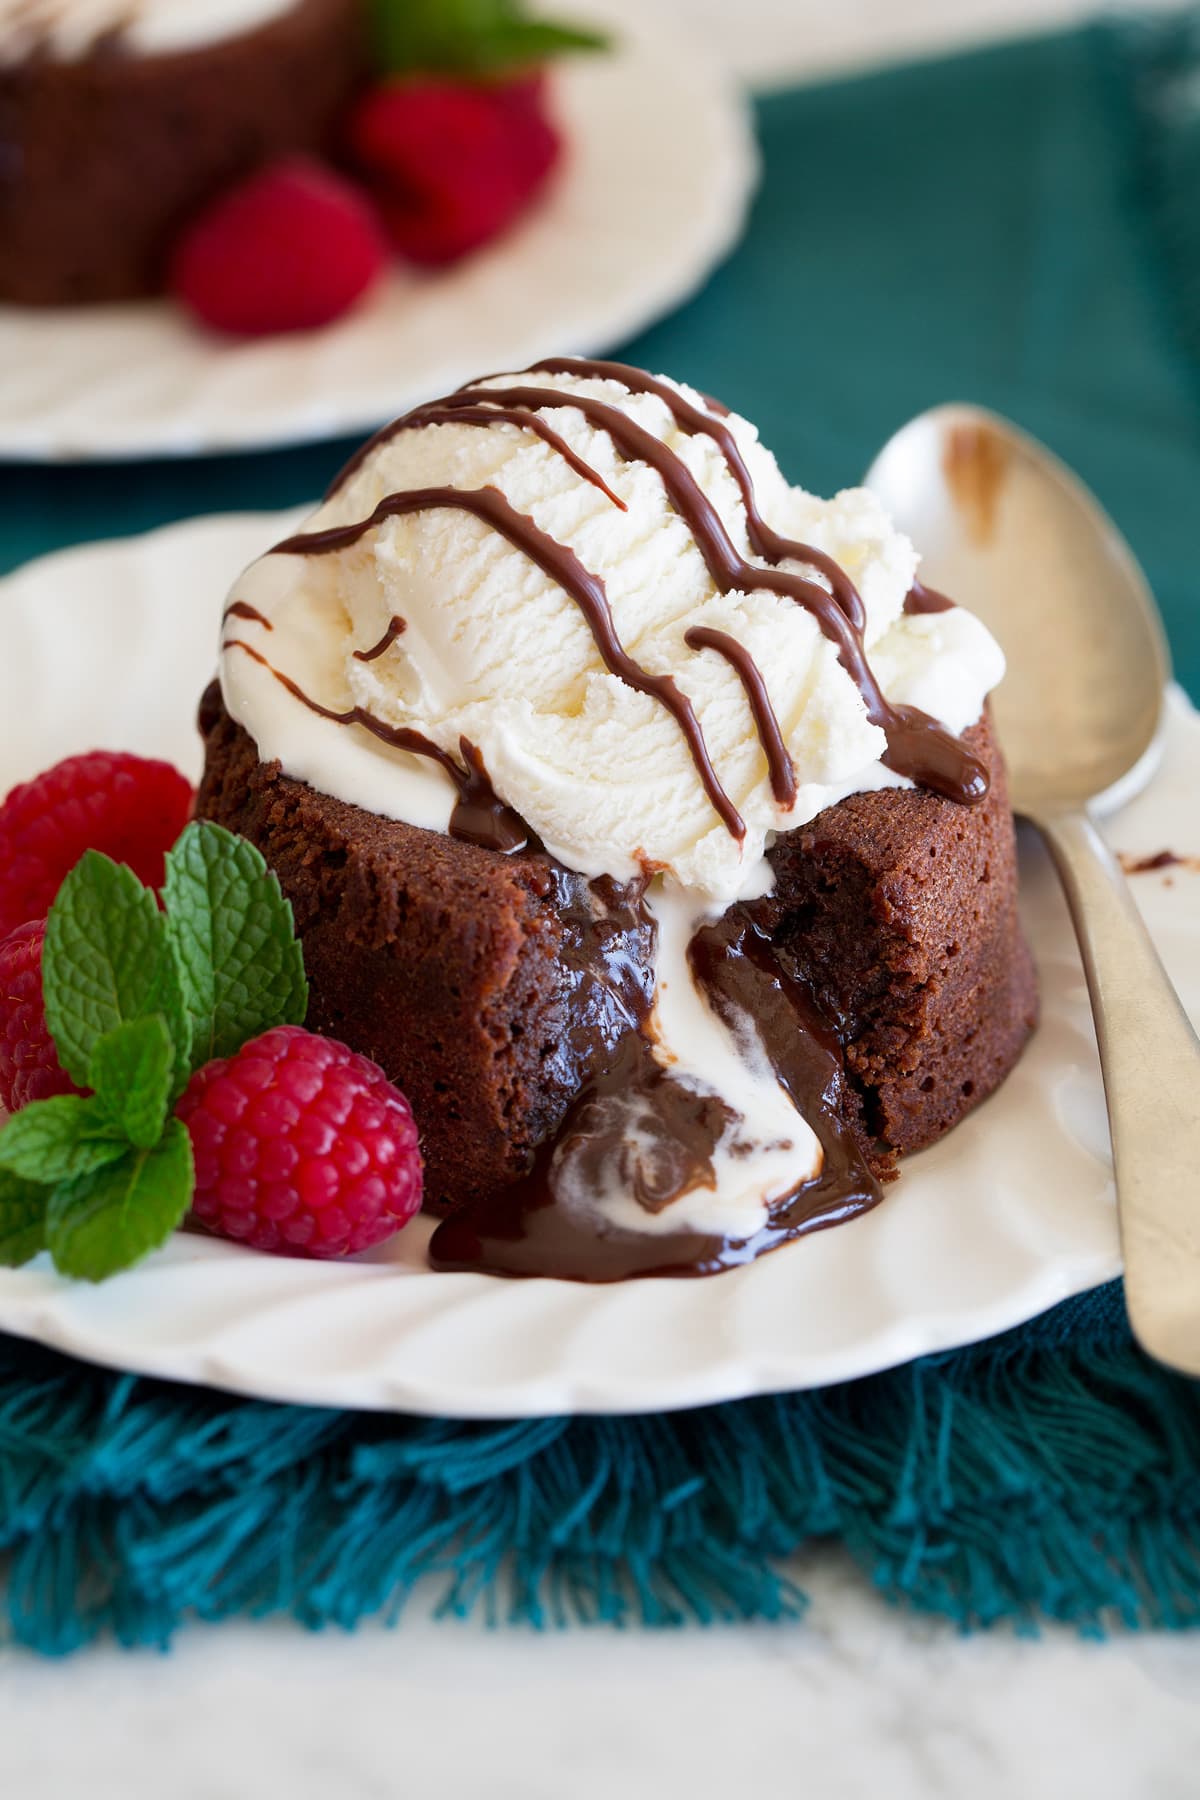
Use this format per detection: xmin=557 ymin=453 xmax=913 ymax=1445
xmin=1120 ymin=849 xmax=1200 ymax=874
xmin=329 ymin=407 xmax=627 ymax=511
xmin=903 ymin=580 xmax=955 ymax=616
xmin=272 ymin=486 xmax=746 ymax=839
xmin=684 ymin=626 xmax=796 ymax=807
xmin=223 ymin=600 xmax=273 ymax=630
xmin=353 ymin=615 xmax=407 ymax=662
xmin=452 ymin=738 xmax=540 ymax=855
xmin=314 ymin=360 xmax=987 ymax=817
xmin=223 ymin=637 xmax=532 ymax=854
xmin=428 ymin=907 xmax=881 ymax=1282
xmin=532 ymin=357 xmax=868 ymax=632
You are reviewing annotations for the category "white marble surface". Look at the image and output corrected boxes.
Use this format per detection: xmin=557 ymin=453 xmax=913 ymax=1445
xmin=2 ymin=1559 xmax=1200 ymax=1798
xmin=3 ymin=2 xmax=1200 ymax=1795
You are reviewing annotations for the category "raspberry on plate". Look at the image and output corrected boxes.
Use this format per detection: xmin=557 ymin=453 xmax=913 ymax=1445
xmin=0 ymin=920 xmax=79 ymax=1115
xmin=169 ymin=156 xmax=389 ymax=337
xmin=0 ymin=751 xmax=193 ymax=942
xmin=344 ymin=77 xmax=562 ymax=267
xmin=177 ymin=1024 xmax=423 ymax=1258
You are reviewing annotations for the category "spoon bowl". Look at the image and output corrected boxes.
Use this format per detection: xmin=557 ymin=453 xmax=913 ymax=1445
xmin=866 ymin=403 xmax=1170 ymax=816
xmin=866 ymin=404 xmax=1200 ymax=1377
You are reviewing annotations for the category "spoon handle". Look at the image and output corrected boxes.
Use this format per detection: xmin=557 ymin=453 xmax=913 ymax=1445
xmin=1035 ymin=808 xmax=1200 ymax=1374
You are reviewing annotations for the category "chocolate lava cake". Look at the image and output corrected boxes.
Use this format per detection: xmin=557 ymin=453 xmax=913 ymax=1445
xmin=197 ymin=691 xmax=1036 ymax=1219
xmin=0 ymin=0 xmax=363 ymax=305
xmin=194 ymin=358 xmax=1038 ymax=1278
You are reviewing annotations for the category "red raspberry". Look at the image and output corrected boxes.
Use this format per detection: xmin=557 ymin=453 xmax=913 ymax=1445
xmin=169 ymin=156 xmax=389 ymax=337
xmin=0 ymin=921 xmax=80 ymax=1115
xmin=177 ymin=1025 xmax=423 ymax=1258
xmin=491 ymin=71 xmax=551 ymax=119
xmin=490 ymin=74 xmax=561 ymax=189
xmin=0 ymin=751 xmax=194 ymax=942
xmin=343 ymin=77 xmax=562 ymax=267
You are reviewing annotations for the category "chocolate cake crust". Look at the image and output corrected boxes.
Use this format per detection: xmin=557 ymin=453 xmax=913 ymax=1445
xmin=196 ymin=688 xmax=1037 ymax=1219
xmin=756 ymin=707 xmax=1037 ymax=1163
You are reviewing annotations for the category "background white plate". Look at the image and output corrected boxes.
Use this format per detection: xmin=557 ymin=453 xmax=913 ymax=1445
xmin=0 ymin=512 xmax=1197 ymax=1417
xmin=0 ymin=0 xmax=755 ymax=464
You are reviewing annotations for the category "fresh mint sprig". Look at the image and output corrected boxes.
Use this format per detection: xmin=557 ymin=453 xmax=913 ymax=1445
xmin=163 ymin=822 xmax=307 ymax=1072
xmin=0 ymin=1096 xmax=128 ymax=1184
xmin=90 ymin=1016 xmax=175 ymax=1147
xmin=46 ymin=1122 xmax=195 ymax=1284
xmin=0 ymin=1169 xmax=48 ymax=1269
xmin=370 ymin=0 xmax=609 ymax=77
xmin=43 ymin=850 xmax=192 ymax=1096
xmin=0 ymin=822 xmax=308 ymax=1282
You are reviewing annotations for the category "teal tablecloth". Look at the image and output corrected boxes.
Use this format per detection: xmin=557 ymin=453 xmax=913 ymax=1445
xmin=1 ymin=15 xmax=1200 ymax=1653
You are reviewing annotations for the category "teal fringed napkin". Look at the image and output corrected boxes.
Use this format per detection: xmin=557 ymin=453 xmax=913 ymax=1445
xmin=4 ymin=1283 xmax=1200 ymax=1654
xmin=2 ymin=13 xmax=1200 ymax=1652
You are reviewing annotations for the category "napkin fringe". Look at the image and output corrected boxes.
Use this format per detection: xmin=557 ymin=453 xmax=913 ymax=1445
xmin=2 ymin=1286 xmax=1198 ymax=1654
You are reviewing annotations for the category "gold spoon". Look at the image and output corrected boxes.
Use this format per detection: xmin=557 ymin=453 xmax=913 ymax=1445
xmin=866 ymin=404 xmax=1200 ymax=1375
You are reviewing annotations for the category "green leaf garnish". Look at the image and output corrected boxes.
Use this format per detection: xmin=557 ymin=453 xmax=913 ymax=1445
xmin=46 ymin=1121 xmax=194 ymax=1284
xmin=0 ymin=1169 xmax=48 ymax=1269
xmin=370 ymin=0 xmax=608 ymax=76
xmin=163 ymin=822 xmax=307 ymax=1073
xmin=89 ymin=1016 xmax=174 ymax=1149
xmin=42 ymin=851 xmax=191 ymax=1092
xmin=0 ymin=1096 xmax=128 ymax=1184
xmin=0 ymin=814 xmax=310 ymax=1283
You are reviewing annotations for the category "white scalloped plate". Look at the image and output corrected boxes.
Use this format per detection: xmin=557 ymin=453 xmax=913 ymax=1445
xmin=0 ymin=513 xmax=1197 ymax=1416
xmin=0 ymin=0 xmax=755 ymax=463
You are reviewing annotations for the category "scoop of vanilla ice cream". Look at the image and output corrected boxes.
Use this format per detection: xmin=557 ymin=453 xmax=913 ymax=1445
xmin=221 ymin=366 xmax=1005 ymax=906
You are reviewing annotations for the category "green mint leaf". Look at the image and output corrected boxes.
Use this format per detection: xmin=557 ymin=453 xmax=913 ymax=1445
xmin=42 ymin=852 xmax=169 ymax=1082
xmin=145 ymin=931 xmax=193 ymax=1103
xmin=0 ymin=1096 xmax=128 ymax=1184
xmin=0 ymin=1168 xmax=48 ymax=1268
xmin=370 ymin=0 xmax=608 ymax=75
xmin=46 ymin=1119 xmax=193 ymax=1283
xmin=89 ymin=1016 xmax=173 ymax=1149
xmin=463 ymin=17 xmax=610 ymax=64
xmin=42 ymin=849 xmax=192 ymax=1099
xmin=163 ymin=822 xmax=307 ymax=1072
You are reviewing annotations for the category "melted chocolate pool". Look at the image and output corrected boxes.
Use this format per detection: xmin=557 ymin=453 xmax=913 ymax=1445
xmin=428 ymin=908 xmax=881 ymax=1281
